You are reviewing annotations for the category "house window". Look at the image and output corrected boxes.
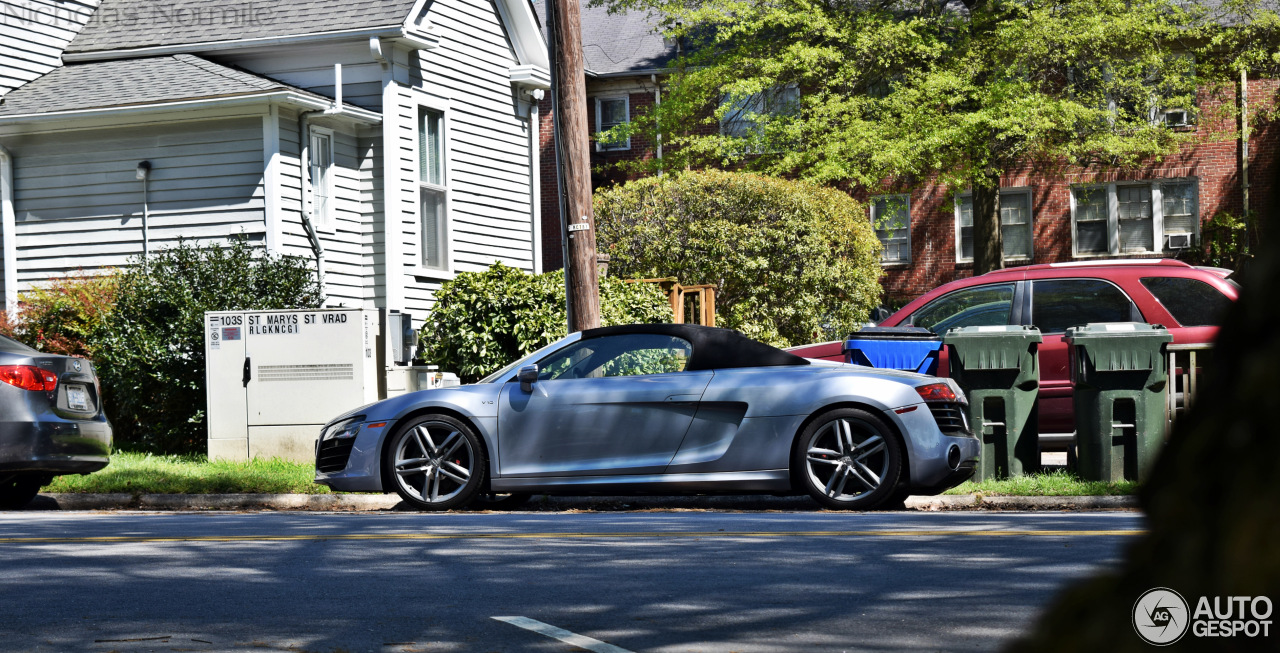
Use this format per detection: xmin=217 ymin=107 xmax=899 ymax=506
xmin=1070 ymin=179 xmax=1199 ymax=257
xmin=419 ymin=107 xmax=447 ymax=270
xmin=308 ymin=128 xmax=334 ymax=230
xmin=954 ymin=189 xmax=1034 ymax=263
xmin=594 ymin=97 xmax=630 ymax=152
xmin=871 ymin=195 xmax=910 ymax=264
xmin=1072 ymin=187 xmax=1109 ymax=255
xmin=720 ymin=85 xmax=800 ymax=139
xmin=1161 ymin=181 xmax=1197 ymax=241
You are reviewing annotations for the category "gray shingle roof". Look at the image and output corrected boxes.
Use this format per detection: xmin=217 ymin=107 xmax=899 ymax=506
xmin=534 ymin=1 xmax=677 ymax=76
xmin=66 ymin=0 xmax=419 ymax=54
xmin=0 ymin=54 xmax=352 ymax=116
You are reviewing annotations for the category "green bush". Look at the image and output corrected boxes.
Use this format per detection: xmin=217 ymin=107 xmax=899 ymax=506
xmin=96 ymin=239 xmax=322 ymax=454
xmin=0 ymin=273 xmax=118 ymax=357
xmin=419 ymin=263 xmax=673 ymax=381
xmin=594 ymin=170 xmax=882 ymax=346
xmin=1181 ymin=211 xmax=1250 ymax=271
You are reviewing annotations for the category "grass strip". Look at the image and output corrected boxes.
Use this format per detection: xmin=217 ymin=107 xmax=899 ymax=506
xmin=48 ymin=454 xmax=1136 ymax=497
xmin=943 ymin=469 xmax=1139 ymax=496
xmin=45 ymin=451 xmax=330 ymax=495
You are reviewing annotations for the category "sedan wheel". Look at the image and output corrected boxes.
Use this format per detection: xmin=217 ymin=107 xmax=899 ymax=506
xmin=385 ymin=415 xmax=485 ymax=511
xmin=0 ymin=473 xmax=44 ymax=510
xmin=794 ymin=408 xmax=902 ymax=510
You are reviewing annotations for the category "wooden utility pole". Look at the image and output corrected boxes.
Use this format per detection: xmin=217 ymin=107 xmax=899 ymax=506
xmin=547 ymin=0 xmax=601 ymax=332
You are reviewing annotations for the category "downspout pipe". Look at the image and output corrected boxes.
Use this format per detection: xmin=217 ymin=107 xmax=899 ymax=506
xmin=297 ymin=63 xmax=346 ymax=301
xmin=0 ymin=145 xmax=17 ymax=318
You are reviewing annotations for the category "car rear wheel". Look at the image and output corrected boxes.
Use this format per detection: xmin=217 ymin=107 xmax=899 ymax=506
xmin=0 ymin=473 xmax=44 ymax=510
xmin=793 ymin=408 xmax=903 ymax=510
xmin=385 ymin=415 xmax=485 ymax=511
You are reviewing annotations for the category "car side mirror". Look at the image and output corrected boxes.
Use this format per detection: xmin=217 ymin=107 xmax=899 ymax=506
xmin=518 ymin=365 xmax=538 ymax=393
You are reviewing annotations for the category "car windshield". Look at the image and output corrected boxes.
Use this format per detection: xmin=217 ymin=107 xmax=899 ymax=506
xmin=0 ymin=334 xmax=38 ymax=354
xmin=477 ymin=336 xmax=577 ymax=384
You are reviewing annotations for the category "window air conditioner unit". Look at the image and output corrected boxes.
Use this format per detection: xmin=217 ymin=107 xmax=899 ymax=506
xmin=1161 ymin=109 xmax=1190 ymax=127
xmin=1167 ymin=233 xmax=1193 ymax=249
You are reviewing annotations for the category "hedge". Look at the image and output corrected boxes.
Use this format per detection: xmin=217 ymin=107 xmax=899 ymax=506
xmin=594 ymin=170 xmax=882 ymax=346
xmin=419 ymin=263 xmax=672 ymax=381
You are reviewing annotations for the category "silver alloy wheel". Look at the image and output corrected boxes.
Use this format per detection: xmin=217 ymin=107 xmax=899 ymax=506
xmin=803 ymin=417 xmax=890 ymax=501
xmin=392 ymin=421 xmax=474 ymax=504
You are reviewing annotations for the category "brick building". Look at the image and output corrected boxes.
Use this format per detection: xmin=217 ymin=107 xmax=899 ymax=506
xmin=537 ymin=2 xmax=1276 ymax=302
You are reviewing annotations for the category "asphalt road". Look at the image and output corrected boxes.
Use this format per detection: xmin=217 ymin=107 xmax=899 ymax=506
xmin=0 ymin=511 xmax=1143 ymax=653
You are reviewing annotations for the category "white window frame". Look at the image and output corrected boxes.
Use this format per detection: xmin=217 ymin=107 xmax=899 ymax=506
xmin=417 ymin=102 xmax=451 ymax=275
xmin=953 ymin=187 xmax=1034 ymax=264
xmin=307 ymin=126 xmax=335 ymax=232
xmin=870 ymin=194 xmax=911 ymax=265
xmin=1068 ymin=184 xmax=1111 ymax=257
xmin=594 ymin=96 xmax=631 ymax=152
xmin=1068 ymin=178 xmax=1200 ymax=258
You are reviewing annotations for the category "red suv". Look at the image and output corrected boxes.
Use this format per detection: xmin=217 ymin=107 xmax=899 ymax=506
xmin=790 ymin=259 xmax=1238 ymax=446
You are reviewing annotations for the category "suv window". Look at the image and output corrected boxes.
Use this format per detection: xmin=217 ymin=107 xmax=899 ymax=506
xmin=909 ymin=283 xmax=1015 ymax=334
xmin=1032 ymin=279 xmax=1139 ymax=334
xmin=536 ymin=334 xmax=692 ymax=380
xmin=1140 ymin=277 xmax=1232 ymax=327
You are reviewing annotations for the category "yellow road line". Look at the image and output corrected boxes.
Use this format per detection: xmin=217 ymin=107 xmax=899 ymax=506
xmin=0 ymin=529 xmax=1144 ymax=545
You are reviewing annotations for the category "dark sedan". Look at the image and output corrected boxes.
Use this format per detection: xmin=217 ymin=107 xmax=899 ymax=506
xmin=0 ymin=335 xmax=111 ymax=508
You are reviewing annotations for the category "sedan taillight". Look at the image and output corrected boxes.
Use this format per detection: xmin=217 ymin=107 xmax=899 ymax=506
xmin=0 ymin=365 xmax=59 ymax=392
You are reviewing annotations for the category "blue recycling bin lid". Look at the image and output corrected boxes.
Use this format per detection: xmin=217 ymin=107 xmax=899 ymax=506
xmin=844 ymin=327 xmax=942 ymax=374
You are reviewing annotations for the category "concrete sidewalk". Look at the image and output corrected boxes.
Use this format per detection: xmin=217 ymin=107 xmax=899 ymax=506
xmin=24 ymin=492 xmax=1139 ymax=512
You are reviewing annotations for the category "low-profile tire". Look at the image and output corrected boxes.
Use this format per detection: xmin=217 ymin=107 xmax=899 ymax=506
xmin=470 ymin=492 xmax=532 ymax=511
xmin=793 ymin=408 xmax=903 ymax=510
xmin=384 ymin=414 xmax=486 ymax=511
xmin=0 ymin=473 xmax=45 ymax=510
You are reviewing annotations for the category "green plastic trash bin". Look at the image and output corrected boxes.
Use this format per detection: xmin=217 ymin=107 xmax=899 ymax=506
xmin=1064 ymin=322 xmax=1172 ymax=482
xmin=942 ymin=325 xmax=1043 ymax=481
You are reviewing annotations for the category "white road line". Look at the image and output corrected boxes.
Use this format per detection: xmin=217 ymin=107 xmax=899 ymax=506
xmin=492 ymin=616 xmax=635 ymax=653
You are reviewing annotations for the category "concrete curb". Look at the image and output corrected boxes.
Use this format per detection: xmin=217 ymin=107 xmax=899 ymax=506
xmin=31 ymin=493 xmax=1140 ymax=512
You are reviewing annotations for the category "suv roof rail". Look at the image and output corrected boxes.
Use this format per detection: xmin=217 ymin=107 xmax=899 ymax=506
xmin=1014 ymin=258 xmax=1191 ymax=271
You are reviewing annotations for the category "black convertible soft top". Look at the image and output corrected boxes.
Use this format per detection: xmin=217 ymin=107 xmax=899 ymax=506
xmin=580 ymin=324 xmax=811 ymax=371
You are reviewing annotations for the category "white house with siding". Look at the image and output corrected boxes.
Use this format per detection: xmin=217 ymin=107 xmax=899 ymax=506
xmin=0 ymin=0 xmax=550 ymax=323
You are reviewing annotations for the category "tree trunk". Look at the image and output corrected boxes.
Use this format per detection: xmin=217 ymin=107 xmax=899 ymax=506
xmin=548 ymin=0 xmax=601 ymax=331
xmin=971 ymin=173 xmax=1004 ymax=276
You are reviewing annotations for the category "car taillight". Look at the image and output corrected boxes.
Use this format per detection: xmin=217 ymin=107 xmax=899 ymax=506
xmin=0 ymin=365 xmax=59 ymax=392
xmin=915 ymin=382 xmax=957 ymax=403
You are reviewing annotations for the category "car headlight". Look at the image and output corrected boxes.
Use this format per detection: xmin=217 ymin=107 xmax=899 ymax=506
xmin=322 ymin=416 xmax=365 ymax=441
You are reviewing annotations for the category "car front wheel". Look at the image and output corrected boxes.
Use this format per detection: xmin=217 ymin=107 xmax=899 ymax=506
xmin=384 ymin=415 xmax=485 ymax=511
xmin=793 ymin=408 xmax=903 ymax=510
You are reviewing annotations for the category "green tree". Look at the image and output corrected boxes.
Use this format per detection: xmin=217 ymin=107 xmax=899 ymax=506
xmin=419 ymin=263 xmax=673 ymax=382
xmin=593 ymin=171 xmax=881 ymax=346
xmin=600 ymin=0 xmax=1216 ymax=274
xmin=96 ymin=239 xmax=322 ymax=454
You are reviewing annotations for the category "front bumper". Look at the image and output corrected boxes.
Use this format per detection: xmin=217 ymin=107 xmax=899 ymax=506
xmin=313 ymin=420 xmax=389 ymax=492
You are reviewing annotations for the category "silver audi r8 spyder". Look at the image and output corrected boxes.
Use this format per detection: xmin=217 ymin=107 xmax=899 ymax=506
xmin=315 ymin=324 xmax=978 ymax=510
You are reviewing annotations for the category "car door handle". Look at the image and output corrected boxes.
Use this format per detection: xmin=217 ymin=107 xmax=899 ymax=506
xmin=665 ymin=394 xmax=700 ymax=404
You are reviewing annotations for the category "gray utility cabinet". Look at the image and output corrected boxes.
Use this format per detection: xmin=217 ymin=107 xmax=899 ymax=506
xmin=204 ymin=308 xmax=380 ymax=462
